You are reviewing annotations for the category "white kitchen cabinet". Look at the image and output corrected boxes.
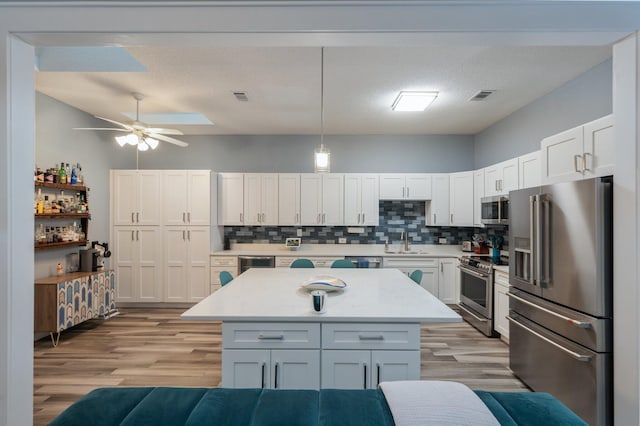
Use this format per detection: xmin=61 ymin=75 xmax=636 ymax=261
xmin=485 ymin=158 xmax=519 ymax=196
xmin=541 ymin=115 xmax=614 ymax=184
xmin=383 ymin=257 xmax=439 ymax=296
xmin=344 ymin=174 xmax=379 ymax=226
xmin=164 ymin=226 xmax=210 ymax=302
xmin=218 ymin=173 xmax=245 ymax=225
xmin=222 ymin=349 xmax=320 ymax=389
xmin=300 ymin=174 xmax=344 ymax=226
xmin=493 ymin=269 xmax=510 ymax=339
xmin=244 ymin=173 xmax=278 ymax=226
xmin=473 ymin=169 xmax=485 ymax=227
xmin=276 ymin=256 xmax=343 ymax=268
xmin=210 ymin=255 xmax=238 ymax=293
xmin=113 ymin=226 xmax=162 ymax=302
xmin=163 ymin=170 xmax=211 ymax=226
xmin=427 ymin=174 xmax=450 ymax=226
xmin=449 ymin=171 xmax=474 ymax=226
xmin=222 ymin=322 xmax=321 ymax=389
xmin=379 ymin=174 xmax=432 ymax=200
xmin=321 ymin=323 xmax=420 ymax=389
xmin=321 ymin=349 xmax=419 ymax=389
xmin=111 ymin=170 xmax=161 ymax=226
xmin=518 ymin=151 xmax=541 ymax=189
xmin=438 ymin=258 xmax=458 ymax=304
xmin=278 ymin=173 xmax=301 ymax=225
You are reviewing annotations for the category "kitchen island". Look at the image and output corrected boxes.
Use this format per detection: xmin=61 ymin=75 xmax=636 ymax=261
xmin=182 ymin=268 xmax=461 ymax=390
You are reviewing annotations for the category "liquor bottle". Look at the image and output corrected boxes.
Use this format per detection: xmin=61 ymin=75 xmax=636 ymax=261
xmin=65 ymin=163 xmax=71 ymax=179
xmin=58 ymin=162 xmax=66 ymax=185
xmin=53 ymin=163 xmax=59 ymax=183
xmin=70 ymin=165 xmax=77 ymax=185
xmin=35 ymin=188 xmax=44 ymax=214
xmin=76 ymin=163 xmax=83 ymax=185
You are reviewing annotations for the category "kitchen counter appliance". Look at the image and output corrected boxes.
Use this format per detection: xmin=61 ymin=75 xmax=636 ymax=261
xmin=481 ymin=195 xmax=509 ymax=225
xmin=237 ymin=255 xmax=276 ymax=275
xmin=508 ymin=176 xmax=613 ymax=425
xmin=458 ymin=256 xmax=503 ymax=337
xmin=344 ymin=256 xmax=382 ymax=268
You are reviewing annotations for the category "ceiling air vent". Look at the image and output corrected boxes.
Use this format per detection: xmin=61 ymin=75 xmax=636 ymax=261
xmin=469 ymin=90 xmax=495 ymax=101
xmin=232 ymin=91 xmax=249 ymax=102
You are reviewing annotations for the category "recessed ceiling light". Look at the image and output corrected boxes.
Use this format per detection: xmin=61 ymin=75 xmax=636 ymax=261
xmin=391 ymin=91 xmax=438 ymax=112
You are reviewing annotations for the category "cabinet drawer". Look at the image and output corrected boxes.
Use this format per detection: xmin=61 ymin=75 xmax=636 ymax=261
xmin=384 ymin=258 xmax=438 ymax=268
xmin=276 ymin=257 xmax=296 ymax=267
xmin=310 ymin=257 xmax=341 ymax=267
xmin=211 ymin=256 xmax=238 ymax=267
xmin=223 ymin=322 xmax=321 ymax=349
xmin=322 ymin=323 xmax=419 ymax=350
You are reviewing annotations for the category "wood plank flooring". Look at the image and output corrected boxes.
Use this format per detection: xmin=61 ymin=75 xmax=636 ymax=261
xmin=34 ymin=308 xmax=527 ymax=425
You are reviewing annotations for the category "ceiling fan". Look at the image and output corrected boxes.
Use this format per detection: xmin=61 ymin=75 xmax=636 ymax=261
xmin=74 ymin=93 xmax=189 ymax=151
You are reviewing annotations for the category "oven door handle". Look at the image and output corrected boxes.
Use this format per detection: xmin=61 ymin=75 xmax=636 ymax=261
xmin=457 ymin=265 xmax=489 ymax=279
xmin=507 ymin=292 xmax=592 ymax=328
xmin=507 ymin=316 xmax=592 ymax=362
xmin=458 ymin=304 xmax=488 ymax=322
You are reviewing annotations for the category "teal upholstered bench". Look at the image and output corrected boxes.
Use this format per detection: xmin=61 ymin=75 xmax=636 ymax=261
xmin=50 ymin=387 xmax=587 ymax=426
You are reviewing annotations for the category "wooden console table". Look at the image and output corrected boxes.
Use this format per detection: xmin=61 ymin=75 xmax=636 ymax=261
xmin=35 ymin=269 xmax=116 ymax=346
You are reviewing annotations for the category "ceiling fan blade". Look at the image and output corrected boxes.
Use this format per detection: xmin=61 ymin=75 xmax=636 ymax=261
xmin=94 ymin=116 xmax=134 ymax=131
xmin=144 ymin=128 xmax=184 ymax=136
xmin=149 ymin=133 xmax=189 ymax=147
xmin=73 ymin=127 xmax=130 ymax=132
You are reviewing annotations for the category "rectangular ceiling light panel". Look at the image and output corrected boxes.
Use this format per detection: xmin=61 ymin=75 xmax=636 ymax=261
xmin=391 ymin=91 xmax=438 ymax=112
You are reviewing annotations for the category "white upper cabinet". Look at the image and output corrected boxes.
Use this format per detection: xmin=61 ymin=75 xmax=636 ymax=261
xmin=427 ymin=174 xmax=450 ymax=226
xmin=518 ymin=151 xmax=541 ymax=189
xmin=218 ymin=173 xmax=244 ymax=225
xmin=112 ymin=170 xmax=162 ymax=226
xmin=379 ymin=174 xmax=431 ymax=200
xmin=278 ymin=174 xmax=301 ymax=226
xmin=163 ymin=170 xmax=210 ymax=226
xmin=541 ymin=114 xmax=614 ymax=184
xmin=300 ymin=174 xmax=344 ymax=226
xmin=449 ymin=171 xmax=474 ymax=226
xmin=484 ymin=158 xmax=519 ymax=196
xmin=244 ymin=173 xmax=279 ymax=226
xmin=344 ymin=174 xmax=379 ymax=226
xmin=473 ymin=169 xmax=485 ymax=227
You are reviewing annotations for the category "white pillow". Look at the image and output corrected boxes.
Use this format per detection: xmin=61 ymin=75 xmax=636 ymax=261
xmin=379 ymin=380 xmax=500 ymax=426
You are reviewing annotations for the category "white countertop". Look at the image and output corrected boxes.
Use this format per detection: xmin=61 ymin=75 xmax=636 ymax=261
xmin=212 ymin=243 xmax=468 ymax=258
xmin=182 ymin=268 xmax=462 ymax=323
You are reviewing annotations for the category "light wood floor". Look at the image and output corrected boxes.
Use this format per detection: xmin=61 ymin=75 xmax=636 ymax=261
xmin=34 ymin=308 xmax=528 ymax=425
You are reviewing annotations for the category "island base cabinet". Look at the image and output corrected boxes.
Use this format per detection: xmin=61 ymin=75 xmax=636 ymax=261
xmin=222 ymin=349 xmax=320 ymax=389
xmin=321 ymin=350 xmax=420 ymax=389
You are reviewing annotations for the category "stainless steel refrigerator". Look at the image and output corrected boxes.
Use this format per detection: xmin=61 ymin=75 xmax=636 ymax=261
xmin=508 ymin=176 xmax=613 ymax=426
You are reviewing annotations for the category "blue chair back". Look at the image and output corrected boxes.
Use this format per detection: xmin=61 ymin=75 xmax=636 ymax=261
xmin=409 ymin=269 xmax=423 ymax=285
xmin=331 ymin=259 xmax=355 ymax=268
xmin=219 ymin=271 xmax=234 ymax=286
xmin=290 ymin=258 xmax=315 ymax=268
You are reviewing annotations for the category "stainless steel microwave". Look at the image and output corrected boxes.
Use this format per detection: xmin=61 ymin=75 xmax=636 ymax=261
xmin=481 ymin=195 xmax=509 ymax=225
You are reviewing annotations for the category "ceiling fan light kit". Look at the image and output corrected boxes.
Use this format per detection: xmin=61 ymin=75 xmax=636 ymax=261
xmin=75 ymin=92 xmax=189 ymax=151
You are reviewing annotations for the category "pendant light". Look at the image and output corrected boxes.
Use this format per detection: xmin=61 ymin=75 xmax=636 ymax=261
xmin=314 ymin=47 xmax=330 ymax=173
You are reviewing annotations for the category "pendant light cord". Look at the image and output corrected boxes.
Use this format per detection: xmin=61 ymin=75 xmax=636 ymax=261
xmin=320 ymin=46 xmax=324 ymax=147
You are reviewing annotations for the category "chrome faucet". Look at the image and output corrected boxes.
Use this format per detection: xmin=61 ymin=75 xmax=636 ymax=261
xmin=401 ymin=230 xmax=410 ymax=251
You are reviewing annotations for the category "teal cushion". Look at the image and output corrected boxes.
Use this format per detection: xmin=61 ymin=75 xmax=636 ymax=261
xmin=185 ymin=388 xmax=263 ymax=425
xmin=320 ymin=389 xmax=395 ymax=426
xmin=121 ymin=387 xmax=208 ymax=426
xmin=475 ymin=391 xmax=588 ymax=426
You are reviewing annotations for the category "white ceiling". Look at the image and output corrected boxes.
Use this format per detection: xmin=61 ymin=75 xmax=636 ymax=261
xmin=35 ymin=45 xmax=612 ymax=136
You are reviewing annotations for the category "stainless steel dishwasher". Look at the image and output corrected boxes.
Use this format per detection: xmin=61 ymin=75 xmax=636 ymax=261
xmin=237 ymin=255 xmax=276 ymax=275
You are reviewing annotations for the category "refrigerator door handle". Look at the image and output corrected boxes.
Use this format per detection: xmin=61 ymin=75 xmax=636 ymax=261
xmin=507 ymin=316 xmax=592 ymax=362
xmin=535 ymin=194 xmax=544 ymax=287
xmin=529 ymin=195 xmax=536 ymax=285
xmin=507 ymin=292 xmax=592 ymax=328
xmin=542 ymin=194 xmax=551 ymax=286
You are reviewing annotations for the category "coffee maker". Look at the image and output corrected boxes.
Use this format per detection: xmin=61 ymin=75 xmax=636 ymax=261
xmin=79 ymin=241 xmax=111 ymax=272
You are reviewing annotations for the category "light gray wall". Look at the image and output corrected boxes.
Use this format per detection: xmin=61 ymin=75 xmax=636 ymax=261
xmin=137 ymin=134 xmax=474 ymax=173
xmin=474 ymin=58 xmax=613 ymax=168
xmin=35 ymin=93 xmax=132 ymax=278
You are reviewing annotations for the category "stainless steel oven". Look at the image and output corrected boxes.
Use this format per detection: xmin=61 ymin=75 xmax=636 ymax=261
xmin=458 ymin=257 xmax=497 ymax=337
xmin=481 ymin=195 xmax=509 ymax=225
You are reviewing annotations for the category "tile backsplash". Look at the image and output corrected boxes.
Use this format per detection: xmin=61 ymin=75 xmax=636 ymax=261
xmin=225 ymin=201 xmax=508 ymax=249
